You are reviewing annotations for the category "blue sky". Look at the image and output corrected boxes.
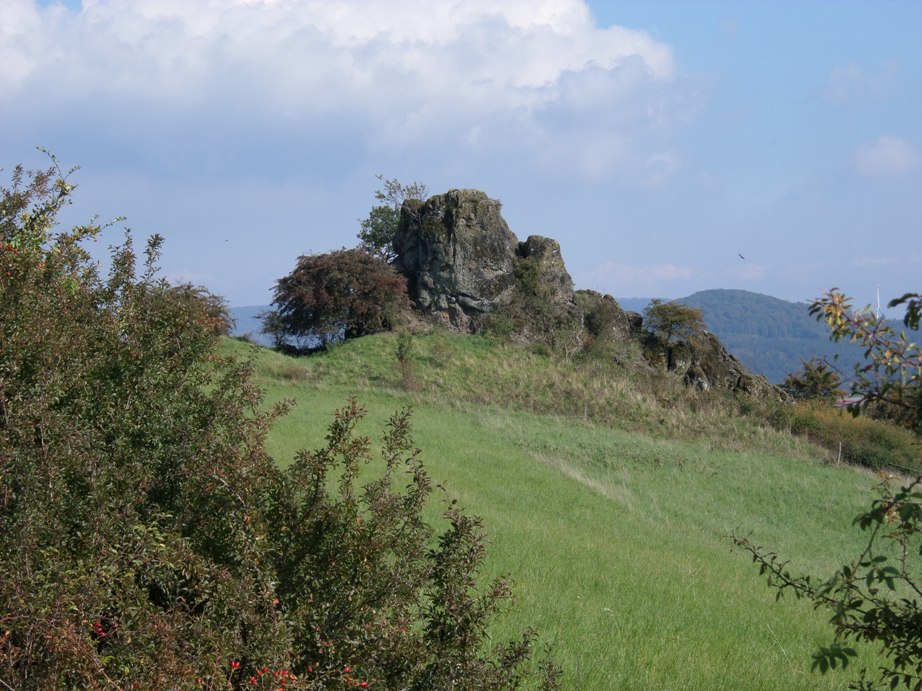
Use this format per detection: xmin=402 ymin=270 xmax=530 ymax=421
xmin=3 ymin=1 xmax=920 ymax=309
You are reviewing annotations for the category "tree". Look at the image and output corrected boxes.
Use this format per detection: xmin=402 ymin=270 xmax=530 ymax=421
xmin=782 ymin=358 xmax=844 ymax=401
xmin=1 ymin=157 xmax=558 ymax=688
xmin=735 ymin=289 xmax=922 ymax=690
xmin=1 ymin=158 xmax=292 ymax=686
xmin=643 ymin=298 xmax=706 ymax=346
xmin=810 ymin=290 xmax=922 ymax=433
xmin=357 ymin=175 xmax=428 ymax=262
xmin=357 ymin=204 xmax=401 ymax=262
xmin=268 ymin=247 xmax=410 ymax=347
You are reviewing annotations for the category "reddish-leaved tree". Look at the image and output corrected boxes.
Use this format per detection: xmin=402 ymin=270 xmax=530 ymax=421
xmin=269 ymin=248 xmax=409 ymax=347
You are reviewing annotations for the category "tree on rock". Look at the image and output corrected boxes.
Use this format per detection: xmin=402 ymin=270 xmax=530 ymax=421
xmin=643 ymin=298 xmax=706 ymax=346
xmin=269 ymin=248 xmax=410 ymax=347
xmin=358 ymin=175 xmax=428 ymax=262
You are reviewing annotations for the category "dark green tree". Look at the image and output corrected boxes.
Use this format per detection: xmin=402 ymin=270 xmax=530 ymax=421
xmin=357 ymin=204 xmax=401 ymax=262
xmin=643 ymin=298 xmax=706 ymax=346
xmin=357 ymin=175 xmax=428 ymax=262
xmin=782 ymin=358 xmax=844 ymax=401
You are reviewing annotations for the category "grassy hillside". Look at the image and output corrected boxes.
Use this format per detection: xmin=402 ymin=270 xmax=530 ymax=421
xmin=222 ymin=333 xmax=915 ymax=689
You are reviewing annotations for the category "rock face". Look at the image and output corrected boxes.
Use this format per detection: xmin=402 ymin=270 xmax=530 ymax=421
xmin=518 ymin=235 xmax=575 ymax=308
xmin=644 ymin=332 xmax=778 ymax=396
xmin=576 ymin=289 xmax=641 ymax=342
xmin=393 ymin=189 xmax=576 ymax=330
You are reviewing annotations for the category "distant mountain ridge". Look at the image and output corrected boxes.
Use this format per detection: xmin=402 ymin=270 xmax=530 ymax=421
xmin=614 ymin=290 xmax=870 ymax=384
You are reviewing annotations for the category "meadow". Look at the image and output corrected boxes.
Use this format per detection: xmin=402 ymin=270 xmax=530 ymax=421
xmin=222 ymin=331 xmax=910 ymax=689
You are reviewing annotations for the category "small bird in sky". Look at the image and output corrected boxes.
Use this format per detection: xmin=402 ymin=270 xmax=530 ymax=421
xmin=738 ymin=253 xmax=745 ymax=260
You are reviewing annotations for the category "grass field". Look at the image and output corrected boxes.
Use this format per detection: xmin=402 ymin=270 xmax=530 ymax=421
xmin=221 ymin=333 xmax=912 ymax=689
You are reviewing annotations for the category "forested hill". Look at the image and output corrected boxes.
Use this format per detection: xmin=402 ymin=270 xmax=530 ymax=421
xmin=677 ymin=289 xmax=868 ymax=383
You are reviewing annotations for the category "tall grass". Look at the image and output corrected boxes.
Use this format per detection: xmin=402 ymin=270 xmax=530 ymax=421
xmin=220 ymin=335 xmax=915 ymax=689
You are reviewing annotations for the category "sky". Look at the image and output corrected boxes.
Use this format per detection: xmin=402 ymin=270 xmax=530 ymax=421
xmin=2 ymin=0 xmax=920 ymax=309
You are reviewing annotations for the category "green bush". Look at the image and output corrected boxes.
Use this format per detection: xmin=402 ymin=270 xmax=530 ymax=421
xmin=781 ymin=402 xmax=921 ymax=473
xmin=0 ymin=159 xmax=556 ymax=689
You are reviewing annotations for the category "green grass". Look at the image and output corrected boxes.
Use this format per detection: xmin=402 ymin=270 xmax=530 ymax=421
xmin=220 ymin=335 xmax=915 ymax=689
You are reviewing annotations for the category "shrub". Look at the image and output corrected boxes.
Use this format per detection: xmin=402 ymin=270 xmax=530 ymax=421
xmin=269 ymin=248 xmax=410 ymax=348
xmin=784 ymin=403 xmax=921 ymax=473
xmin=781 ymin=359 xmax=843 ymax=401
xmin=0 ymin=158 xmax=555 ymax=689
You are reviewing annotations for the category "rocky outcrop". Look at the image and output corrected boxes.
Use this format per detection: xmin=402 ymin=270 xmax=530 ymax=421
xmin=393 ymin=189 xmax=577 ymax=330
xmin=392 ymin=186 xmax=775 ymax=398
xmin=393 ymin=190 xmax=518 ymax=329
xmin=576 ymin=289 xmax=641 ymax=342
xmin=518 ymin=235 xmax=575 ymax=307
xmin=644 ymin=331 xmax=777 ymax=396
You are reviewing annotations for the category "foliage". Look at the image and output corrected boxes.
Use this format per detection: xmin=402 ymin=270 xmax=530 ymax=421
xmin=0 ymin=159 xmax=555 ymax=689
xmin=1 ymin=158 xmax=290 ymax=687
xmin=165 ymin=282 xmax=235 ymax=336
xmin=578 ymin=292 xmax=619 ymax=341
xmin=357 ymin=204 xmax=401 ymax=262
xmin=357 ymin=175 xmax=428 ymax=262
xmin=643 ymin=298 xmax=706 ymax=347
xmin=810 ymin=289 xmax=922 ymax=434
xmin=266 ymin=400 xmax=559 ymax=689
xmin=483 ymin=256 xmax=582 ymax=356
xmin=782 ymin=359 xmax=844 ymax=401
xmin=394 ymin=330 xmax=415 ymax=389
xmin=737 ymin=291 xmax=922 ymax=689
xmin=770 ymin=401 xmax=921 ymax=473
xmin=268 ymin=248 xmax=410 ymax=347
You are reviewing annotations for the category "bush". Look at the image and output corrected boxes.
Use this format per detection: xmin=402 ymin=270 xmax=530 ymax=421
xmin=784 ymin=403 xmax=921 ymax=473
xmin=0 ymin=159 xmax=556 ymax=688
xmin=781 ymin=359 xmax=843 ymax=401
xmin=269 ymin=248 xmax=410 ymax=348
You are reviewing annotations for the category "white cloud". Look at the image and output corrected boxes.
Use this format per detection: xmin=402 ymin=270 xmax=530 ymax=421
xmin=730 ymin=263 xmax=766 ymax=281
xmin=852 ymin=254 xmax=922 ymax=268
xmin=852 ymin=256 xmax=900 ymax=268
xmin=853 ymin=136 xmax=920 ymax=177
xmin=2 ymin=0 xmax=687 ymax=180
xmin=579 ymin=261 xmax=694 ymax=296
xmin=823 ymin=61 xmax=898 ymax=106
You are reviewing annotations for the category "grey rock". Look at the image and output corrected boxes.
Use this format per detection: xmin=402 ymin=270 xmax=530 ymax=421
xmin=394 ymin=189 xmax=526 ymax=329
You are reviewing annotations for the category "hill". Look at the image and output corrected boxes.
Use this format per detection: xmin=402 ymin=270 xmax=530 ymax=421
xmin=223 ymin=330 xmax=917 ymax=689
xmin=615 ymin=290 xmax=871 ymax=383
xmin=678 ymin=289 xmax=871 ymax=383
